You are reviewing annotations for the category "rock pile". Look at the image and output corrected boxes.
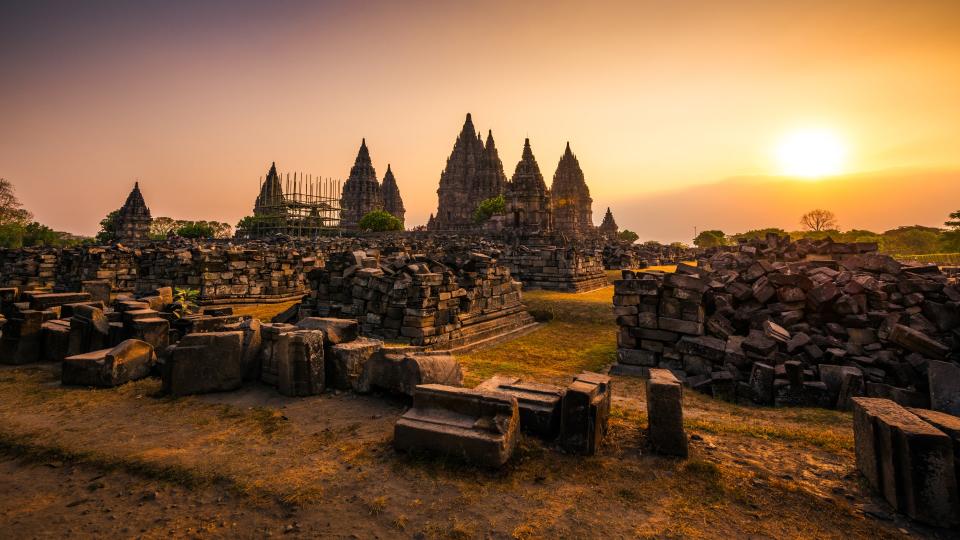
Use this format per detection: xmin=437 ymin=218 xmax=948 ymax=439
xmin=613 ymin=234 xmax=960 ymax=411
xmin=304 ymin=249 xmax=535 ymax=349
xmin=500 ymin=244 xmax=608 ymax=293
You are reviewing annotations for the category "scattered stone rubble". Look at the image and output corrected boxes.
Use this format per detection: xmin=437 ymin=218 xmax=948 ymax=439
xmin=500 ymin=244 xmax=608 ymax=293
xmin=613 ymin=234 xmax=960 ymax=413
xmin=602 ymin=241 xmax=695 ymax=271
xmin=852 ymin=398 xmax=959 ymax=528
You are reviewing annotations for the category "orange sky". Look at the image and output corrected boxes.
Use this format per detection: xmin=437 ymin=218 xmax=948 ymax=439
xmin=1 ymin=0 xmax=959 ymax=241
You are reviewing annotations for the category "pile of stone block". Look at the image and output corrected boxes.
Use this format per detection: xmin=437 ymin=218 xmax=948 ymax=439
xmin=397 ymin=371 xmax=611 ymax=466
xmin=612 ymin=234 xmax=960 ymax=411
xmin=852 ymin=398 xmax=959 ymax=528
xmin=0 ymin=247 xmax=59 ymax=291
xmin=601 ymin=241 xmax=695 ymax=271
xmin=305 ymin=249 xmax=535 ymax=349
xmin=500 ymin=245 xmax=608 ymax=293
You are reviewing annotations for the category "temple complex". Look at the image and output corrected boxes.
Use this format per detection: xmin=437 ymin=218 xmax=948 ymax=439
xmin=340 ymin=139 xmax=384 ymax=229
xmin=380 ymin=164 xmax=405 ymax=226
xmin=598 ymin=207 xmax=619 ymax=238
xmin=115 ymin=182 xmax=152 ymax=244
xmin=504 ymin=139 xmax=552 ymax=235
xmin=246 ymin=162 xmax=342 ymax=238
xmin=551 ymin=142 xmax=594 ymax=239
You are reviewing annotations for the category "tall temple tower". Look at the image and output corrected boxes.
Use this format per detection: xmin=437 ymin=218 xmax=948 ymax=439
xmin=550 ymin=142 xmax=594 ymax=239
xmin=340 ymin=139 xmax=383 ymax=229
xmin=253 ymin=162 xmax=284 ymax=216
xmin=472 ymin=129 xmax=507 ymax=207
xmin=598 ymin=207 xmax=619 ymax=239
xmin=505 ymin=139 xmax=552 ymax=235
xmin=380 ymin=164 xmax=405 ymax=226
xmin=115 ymin=182 xmax=152 ymax=244
xmin=433 ymin=113 xmax=486 ymax=230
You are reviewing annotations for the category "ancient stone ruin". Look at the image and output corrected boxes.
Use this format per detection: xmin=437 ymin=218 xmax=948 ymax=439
xmin=115 ymin=182 xmax=152 ymax=245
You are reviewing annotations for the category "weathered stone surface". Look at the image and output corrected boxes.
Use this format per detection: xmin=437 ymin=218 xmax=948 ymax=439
xmin=749 ymin=362 xmax=775 ymax=405
xmin=66 ymin=305 xmax=111 ymax=357
xmin=223 ymin=318 xmax=263 ymax=381
xmin=296 ymin=317 xmax=359 ymax=345
xmin=888 ymin=324 xmax=948 ymax=360
xmin=129 ymin=317 xmax=170 ymax=358
xmin=394 ymin=384 xmax=519 ymax=468
xmin=162 ymin=331 xmax=244 ymax=396
xmin=41 ymin=319 xmax=71 ymax=362
xmin=927 ymin=360 xmax=960 ymax=416
xmin=258 ymin=323 xmax=296 ymax=386
xmin=276 ymin=330 xmax=324 ymax=397
xmin=62 ymin=339 xmax=154 ymax=387
xmin=361 ymin=351 xmax=462 ymax=396
xmin=475 ymin=375 xmax=565 ymax=439
xmin=328 ymin=337 xmax=383 ymax=392
xmin=646 ymin=368 xmax=688 ymax=457
xmin=0 ymin=309 xmax=44 ymax=364
xmin=559 ymin=372 xmax=611 ymax=455
xmin=851 ymin=397 xmax=958 ymax=527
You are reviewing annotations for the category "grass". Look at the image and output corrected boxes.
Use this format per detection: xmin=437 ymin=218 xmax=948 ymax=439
xmin=226 ymin=300 xmax=300 ymax=322
xmin=458 ymin=286 xmax=617 ymax=385
xmin=894 ymin=252 xmax=960 ymax=265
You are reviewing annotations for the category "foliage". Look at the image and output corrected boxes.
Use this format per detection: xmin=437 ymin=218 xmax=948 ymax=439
xmin=693 ymin=229 xmax=727 ymax=248
xmin=175 ymin=221 xmax=217 ymax=239
xmin=358 ymin=210 xmax=403 ymax=232
xmin=170 ymin=288 xmax=199 ymax=319
xmin=473 ymin=194 xmax=506 ymax=224
xmin=669 ymin=241 xmax=690 ymax=250
xmin=0 ymin=178 xmax=32 ymax=227
xmin=618 ymin=229 xmax=639 ymax=243
xmin=799 ymin=209 xmax=837 ymax=232
xmin=96 ymin=210 xmax=120 ymax=244
xmin=879 ymin=225 xmax=944 ymax=255
xmin=149 ymin=217 xmax=180 ymax=239
xmin=729 ymin=228 xmax=787 ymax=243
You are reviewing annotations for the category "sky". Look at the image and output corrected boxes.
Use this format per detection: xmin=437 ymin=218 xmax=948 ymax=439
xmin=1 ymin=0 xmax=959 ymax=241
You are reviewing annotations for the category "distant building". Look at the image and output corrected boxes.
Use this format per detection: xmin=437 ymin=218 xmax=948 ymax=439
xmin=598 ymin=207 xmax=619 ymax=239
xmin=380 ymin=164 xmax=405 ymax=226
xmin=551 ymin=142 xmax=594 ymax=239
xmin=505 ymin=138 xmax=552 ymax=235
xmin=340 ymin=139 xmax=384 ymax=229
xmin=115 ymin=182 xmax=152 ymax=244
xmin=246 ymin=162 xmax=341 ymax=238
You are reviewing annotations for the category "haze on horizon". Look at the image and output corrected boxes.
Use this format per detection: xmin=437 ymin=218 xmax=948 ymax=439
xmin=1 ymin=0 xmax=959 ymax=242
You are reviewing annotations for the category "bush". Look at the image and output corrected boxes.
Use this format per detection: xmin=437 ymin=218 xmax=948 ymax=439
xmin=693 ymin=229 xmax=726 ymax=248
xmin=618 ymin=230 xmax=639 ymax=243
xmin=473 ymin=195 xmax=505 ymax=224
xmin=175 ymin=221 xmax=217 ymax=239
xmin=358 ymin=210 xmax=403 ymax=232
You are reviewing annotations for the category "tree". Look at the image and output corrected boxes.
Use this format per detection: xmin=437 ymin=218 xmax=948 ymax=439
xmin=22 ymin=222 xmax=59 ymax=247
xmin=0 ymin=178 xmax=32 ymax=227
xmin=358 ymin=210 xmax=403 ymax=232
xmin=473 ymin=195 xmax=505 ymax=224
xmin=800 ymin=209 xmax=838 ymax=232
xmin=693 ymin=229 xmax=727 ymax=248
xmin=944 ymin=210 xmax=960 ymax=252
xmin=729 ymin=228 xmax=787 ymax=243
xmin=175 ymin=221 xmax=217 ymax=239
xmin=618 ymin=229 xmax=639 ymax=244
xmin=150 ymin=217 xmax=180 ymax=239
xmin=96 ymin=210 xmax=119 ymax=244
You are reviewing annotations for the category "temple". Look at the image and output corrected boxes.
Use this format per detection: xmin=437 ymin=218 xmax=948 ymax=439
xmin=504 ymin=138 xmax=552 ymax=235
xmin=115 ymin=182 xmax=152 ymax=244
xmin=432 ymin=113 xmax=489 ymax=230
xmin=245 ymin=162 xmax=342 ymax=238
xmin=340 ymin=139 xmax=384 ymax=229
xmin=551 ymin=142 xmax=594 ymax=239
xmin=598 ymin=207 xmax=619 ymax=238
xmin=380 ymin=164 xmax=405 ymax=226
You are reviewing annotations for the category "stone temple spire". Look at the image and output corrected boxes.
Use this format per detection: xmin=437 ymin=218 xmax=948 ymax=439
xmin=340 ymin=138 xmax=383 ymax=229
xmin=254 ymin=162 xmax=285 ymax=215
xmin=472 ymin=129 xmax=507 ymax=205
xmin=599 ymin=207 xmax=619 ymax=239
xmin=433 ymin=113 xmax=486 ymax=230
xmin=115 ymin=181 xmax=152 ymax=244
xmin=380 ymin=163 xmax=405 ymax=226
xmin=551 ymin=141 xmax=594 ymax=239
xmin=505 ymin=138 xmax=552 ymax=234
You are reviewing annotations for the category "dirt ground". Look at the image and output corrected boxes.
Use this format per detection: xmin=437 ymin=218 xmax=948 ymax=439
xmin=0 ymin=287 xmax=955 ymax=539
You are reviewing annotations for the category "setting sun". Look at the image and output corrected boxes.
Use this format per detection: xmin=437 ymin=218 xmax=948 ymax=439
xmin=775 ymin=128 xmax=847 ymax=178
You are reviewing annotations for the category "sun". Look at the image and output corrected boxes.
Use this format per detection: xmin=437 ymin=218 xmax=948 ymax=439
xmin=774 ymin=128 xmax=847 ymax=178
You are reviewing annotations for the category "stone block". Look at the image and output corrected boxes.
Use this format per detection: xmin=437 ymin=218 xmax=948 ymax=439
xmin=559 ymin=371 xmax=611 ymax=455
xmin=646 ymin=368 xmax=688 ymax=457
xmin=0 ymin=309 xmax=44 ymax=364
xmin=41 ymin=320 xmax=71 ymax=362
xmin=475 ymin=375 xmax=565 ymax=439
xmin=81 ymin=280 xmax=111 ymax=305
xmin=162 ymin=331 xmax=244 ymax=396
xmin=223 ymin=318 xmax=263 ymax=381
xmin=819 ymin=364 xmax=863 ymax=408
xmin=394 ymin=384 xmax=519 ymax=468
xmin=852 ymin=397 xmax=958 ymax=527
xmin=749 ymin=362 xmax=775 ymax=405
xmin=276 ymin=330 xmax=325 ymax=397
xmin=927 ymin=360 xmax=960 ymax=416
xmin=888 ymin=324 xmax=948 ymax=359
xmin=128 ymin=317 xmax=169 ymax=358
xmin=295 ymin=317 xmax=360 ymax=345
xmin=62 ymin=339 xmax=154 ymax=387
xmin=361 ymin=352 xmax=463 ymax=396
xmin=67 ymin=304 xmax=111 ymax=357
xmin=328 ymin=337 xmax=383 ymax=391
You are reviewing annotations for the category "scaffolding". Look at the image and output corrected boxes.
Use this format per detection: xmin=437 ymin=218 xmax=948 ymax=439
xmin=246 ymin=171 xmax=344 ymax=239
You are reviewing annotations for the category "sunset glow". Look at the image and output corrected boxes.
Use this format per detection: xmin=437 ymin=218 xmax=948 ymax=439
xmin=775 ymin=128 xmax=848 ymax=179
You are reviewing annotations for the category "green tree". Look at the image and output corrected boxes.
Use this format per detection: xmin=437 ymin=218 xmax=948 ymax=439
xmin=618 ymin=229 xmax=639 ymax=243
xmin=358 ymin=210 xmax=403 ymax=232
xmin=880 ymin=225 xmax=942 ymax=255
xmin=96 ymin=210 xmax=119 ymax=244
xmin=175 ymin=221 xmax=217 ymax=239
xmin=473 ymin=195 xmax=506 ymax=224
xmin=22 ymin=222 xmax=60 ymax=247
xmin=943 ymin=210 xmax=960 ymax=252
xmin=0 ymin=178 xmax=32 ymax=227
xmin=150 ymin=217 xmax=180 ymax=239
xmin=729 ymin=228 xmax=787 ymax=243
xmin=693 ymin=229 xmax=727 ymax=248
